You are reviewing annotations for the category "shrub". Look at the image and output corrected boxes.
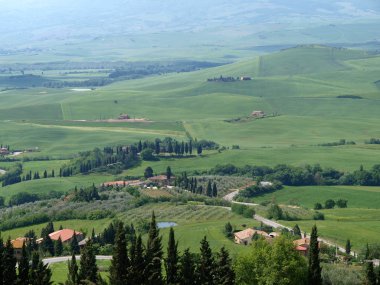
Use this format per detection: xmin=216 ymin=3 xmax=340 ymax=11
xmin=314 ymin=202 xmax=323 ymax=210
xmin=267 ymin=204 xmax=283 ymax=220
xmin=336 ymin=199 xmax=348 ymax=208
xmin=313 ymin=212 xmax=325 ymax=220
xmin=324 ymin=199 xmax=335 ymax=209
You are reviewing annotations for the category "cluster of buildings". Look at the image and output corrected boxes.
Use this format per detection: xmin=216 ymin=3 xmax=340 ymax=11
xmin=234 ymin=228 xmax=315 ymax=256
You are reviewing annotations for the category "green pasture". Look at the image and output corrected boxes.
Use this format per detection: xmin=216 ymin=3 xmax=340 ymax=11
xmin=252 ymin=185 xmax=380 ymax=209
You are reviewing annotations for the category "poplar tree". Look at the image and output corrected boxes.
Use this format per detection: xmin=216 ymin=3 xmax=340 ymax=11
xmin=109 ymin=222 xmax=130 ymax=285
xmin=3 ymin=238 xmax=17 ymax=285
xmin=308 ymin=225 xmax=322 ymax=285
xmin=17 ymin=243 xmax=30 ymax=285
xmin=214 ymin=247 xmax=235 ymax=285
xmin=66 ymin=253 xmax=79 ymax=285
xmin=179 ymin=248 xmax=196 ymax=285
xmin=198 ymin=236 xmax=215 ymax=285
xmin=144 ymin=211 xmax=163 ymax=285
xmin=79 ymin=239 xmax=98 ymax=284
xmin=165 ymin=228 xmax=179 ymax=284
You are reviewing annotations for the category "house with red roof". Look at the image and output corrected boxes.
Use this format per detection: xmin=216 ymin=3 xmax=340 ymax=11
xmin=49 ymin=229 xmax=84 ymax=244
xmin=234 ymin=228 xmax=271 ymax=245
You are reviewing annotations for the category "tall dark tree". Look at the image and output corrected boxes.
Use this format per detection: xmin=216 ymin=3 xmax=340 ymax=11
xmin=197 ymin=145 xmax=202 ymax=156
xmin=144 ymin=211 xmax=163 ymax=285
xmin=55 ymin=237 xmax=63 ymax=257
xmin=206 ymin=181 xmax=212 ymax=197
xmin=345 ymin=239 xmax=351 ymax=255
xmin=29 ymin=253 xmax=53 ymax=285
xmin=165 ymin=228 xmax=179 ymax=285
xmin=66 ymin=253 xmax=79 ymax=285
xmin=17 ymin=243 xmax=30 ymax=285
xmin=214 ymin=247 xmax=235 ymax=285
xmin=179 ymin=248 xmax=196 ymax=285
xmin=166 ymin=166 xmax=172 ymax=180
xmin=138 ymin=140 xmax=143 ymax=153
xmin=292 ymin=224 xmax=302 ymax=238
xmin=70 ymin=232 xmax=80 ymax=255
xmin=189 ymin=140 xmax=193 ymax=155
xmin=79 ymin=239 xmax=98 ymax=284
xmin=212 ymin=182 xmax=218 ymax=197
xmin=130 ymin=235 xmax=145 ymax=285
xmin=198 ymin=236 xmax=215 ymax=285
xmin=3 ymin=239 xmax=17 ymax=285
xmin=168 ymin=141 xmax=173 ymax=154
xmin=365 ymin=262 xmax=377 ymax=285
xmin=155 ymin=140 xmax=160 ymax=155
xmin=308 ymin=225 xmax=322 ymax=285
xmin=109 ymin=222 xmax=130 ymax=285
xmin=144 ymin=166 xmax=154 ymax=179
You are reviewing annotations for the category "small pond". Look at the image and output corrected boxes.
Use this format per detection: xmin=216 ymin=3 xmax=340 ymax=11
xmin=157 ymin=222 xmax=178 ymax=229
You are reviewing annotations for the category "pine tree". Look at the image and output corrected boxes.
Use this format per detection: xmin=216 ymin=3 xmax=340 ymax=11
xmin=214 ymin=247 xmax=235 ymax=285
xmin=166 ymin=166 xmax=172 ymax=180
xmin=55 ymin=237 xmax=63 ymax=256
xmin=79 ymin=239 xmax=98 ymax=284
xmin=198 ymin=236 xmax=215 ymax=285
xmin=212 ymin=182 xmax=218 ymax=197
xmin=165 ymin=228 xmax=179 ymax=285
xmin=109 ymin=222 xmax=130 ymax=285
xmin=66 ymin=253 xmax=79 ymax=285
xmin=365 ymin=262 xmax=377 ymax=285
xmin=308 ymin=225 xmax=322 ymax=285
xmin=345 ymin=239 xmax=351 ymax=255
xmin=179 ymin=249 xmax=196 ymax=285
xmin=292 ymin=224 xmax=302 ymax=238
xmin=17 ymin=243 xmax=30 ymax=285
xmin=70 ymin=231 xmax=80 ymax=255
xmin=144 ymin=211 xmax=163 ymax=285
xmin=3 ymin=238 xmax=17 ymax=285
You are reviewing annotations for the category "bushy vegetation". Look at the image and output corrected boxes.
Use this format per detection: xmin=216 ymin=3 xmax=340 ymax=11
xmin=231 ymin=204 xmax=255 ymax=218
xmin=237 ymin=182 xmax=282 ymax=199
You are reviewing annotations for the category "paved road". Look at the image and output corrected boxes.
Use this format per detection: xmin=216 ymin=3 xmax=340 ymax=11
xmin=43 ymin=255 xmax=112 ymax=265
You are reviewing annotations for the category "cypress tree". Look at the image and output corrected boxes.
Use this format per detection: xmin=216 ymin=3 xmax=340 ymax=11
xmin=206 ymin=181 xmax=212 ymax=197
xmin=130 ymin=235 xmax=145 ymax=285
xmin=166 ymin=166 xmax=172 ymax=180
xmin=214 ymin=247 xmax=235 ymax=285
xmin=189 ymin=140 xmax=193 ymax=155
xmin=109 ymin=222 xmax=130 ymax=285
xmin=79 ymin=239 xmax=98 ymax=284
xmin=66 ymin=253 xmax=79 ymax=285
xmin=29 ymin=253 xmax=53 ymax=285
xmin=138 ymin=140 xmax=142 ymax=153
xmin=292 ymin=224 xmax=302 ymax=238
xmin=70 ymin=231 xmax=80 ymax=255
xmin=197 ymin=145 xmax=202 ymax=155
xmin=179 ymin=249 xmax=196 ymax=285
xmin=42 ymin=234 xmax=55 ymax=256
xmin=198 ymin=236 xmax=215 ymax=285
xmin=365 ymin=262 xmax=377 ymax=285
xmin=17 ymin=243 xmax=30 ymax=285
xmin=3 ymin=238 xmax=17 ymax=285
xmin=165 ymin=228 xmax=179 ymax=285
xmin=144 ymin=211 xmax=163 ymax=285
xmin=345 ymin=239 xmax=351 ymax=255
xmin=212 ymin=182 xmax=218 ymax=197
xmin=168 ymin=141 xmax=173 ymax=154
xmin=308 ymin=225 xmax=322 ymax=285
xmin=155 ymin=140 xmax=160 ymax=155
xmin=55 ymin=237 xmax=63 ymax=256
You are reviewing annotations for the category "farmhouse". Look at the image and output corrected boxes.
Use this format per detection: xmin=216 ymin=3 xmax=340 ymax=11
xmin=0 ymin=147 xmax=9 ymax=155
xmin=11 ymin=237 xmax=29 ymax=260
xmin=293 ymin=237 xmax=322 ymax=256
xmin=234 ymin=228 xmax=270 ymax=245
xmin=148 ymin=175 xmax=175 ymax=186
xmin=49 ymin=229 xmax=84 ymax=244
xmin=118 ymin=114 xmax=130 ymax=120
xmin=251 ymin=110 xmax=265 ymax=118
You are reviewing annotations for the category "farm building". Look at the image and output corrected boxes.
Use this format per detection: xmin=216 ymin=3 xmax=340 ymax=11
xmin=0 ymin=147 xmax=9 ymax=155
xmin=11 ymin=237 xmax=29 ymax=260
xmin=251 ymin=110 xmax=265 ymax=118
xmin=234 ymin=228 xmax=271 ymax=245
xmin=240 ymin=76 xmax=252 ymax=81
xmin=49 ymin=229 xmax=84 ymax=244
xmin=293 ymin=237 xmax=322 ymax=256
xmin=148 ymin=175 xmax=175 ymax=186
xmin=118 ymin=114 xmax=130 ymax=120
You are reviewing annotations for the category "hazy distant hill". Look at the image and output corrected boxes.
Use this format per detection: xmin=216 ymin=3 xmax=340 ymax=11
xmin=0 ymin=0 xmax=379 ymax=47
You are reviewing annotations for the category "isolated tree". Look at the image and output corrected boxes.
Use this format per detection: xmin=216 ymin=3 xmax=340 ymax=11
xmin=308 ymin=225 xmax=322 ymax=285
xmin=109 ymin=222 xmax=130 ymax=285
xmin=51 ymin=169 xmax=55 ymax=177
xmin=55 ymin=237 xmax=63 ymax=256
xmin=66 ymin=252 xmax=79 ymax=285
xmin=144 ymin=211 xmax=163 ymax=285
xmin=144 ymin=166 xmax=154 ymax=178
xmin=3 ymin=239 xmax=17 ymax=284
xmin=43 ymin=170 xmax=48 ymax=179
xmin=166 ymin=166 xmax=172 ymax=180
xmin=214 ymin=247 xmax=235 ymax=285
xmin=165 ymin=228 xmax=179 ymax=284
xmin=79 ymin=239 xmax=98 ymax=284
xmin=179 ymin=248 xmax=196 ymax=285
xmin=292 ymin=224 xmax=302 ymax=238
xmin=17 ymin=243 xmax=30 ymax=285
xmin=198 ymin=236 xmax=215 ymax=284
xmin=70 ymin=231 xmax=80 ymax=255
xmin=345 ymin=239 xmax=351 ymax=255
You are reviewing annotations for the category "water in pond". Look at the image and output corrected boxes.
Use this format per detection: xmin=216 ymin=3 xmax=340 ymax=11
xmin=157 ymin=222 xmax=177 ymax=229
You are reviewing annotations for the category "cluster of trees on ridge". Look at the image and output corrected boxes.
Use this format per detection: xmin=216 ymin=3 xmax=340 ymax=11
xmin=209 ymin=163 xmax=380 ymax=186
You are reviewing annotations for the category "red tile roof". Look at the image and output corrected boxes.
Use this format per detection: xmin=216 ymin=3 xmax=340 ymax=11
xmin=49 ymin=229 xmax=82 ymax=242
